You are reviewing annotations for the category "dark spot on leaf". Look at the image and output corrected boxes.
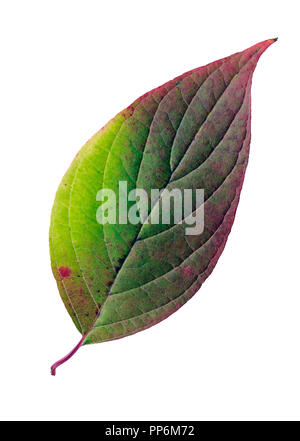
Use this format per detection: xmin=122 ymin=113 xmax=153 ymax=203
xmin=118 ymin=257 xmax=125 ymax=266
xmin=58 ymin=266 xmax=71 ymax=278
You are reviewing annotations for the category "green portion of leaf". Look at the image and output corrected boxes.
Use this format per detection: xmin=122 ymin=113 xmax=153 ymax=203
xmin=50 ymin=115 xmax=125 ymax=333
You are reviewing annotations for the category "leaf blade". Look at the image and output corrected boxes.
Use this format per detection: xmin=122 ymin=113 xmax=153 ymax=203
xmin=49 ymin=39 xmax=276 ymax=353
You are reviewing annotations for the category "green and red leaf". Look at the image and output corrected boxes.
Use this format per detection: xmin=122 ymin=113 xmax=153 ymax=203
xmin=50 ymin=39 xmax=276 ymax=374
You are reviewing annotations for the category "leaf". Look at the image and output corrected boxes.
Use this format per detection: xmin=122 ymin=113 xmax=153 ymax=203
xmin=50 ymin=39 xmax=276 ymax=374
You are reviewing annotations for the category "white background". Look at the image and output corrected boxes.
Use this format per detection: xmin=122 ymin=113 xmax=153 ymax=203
xmin=0 ymin=0 xmax=299 ymax=421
